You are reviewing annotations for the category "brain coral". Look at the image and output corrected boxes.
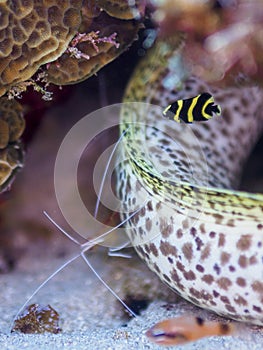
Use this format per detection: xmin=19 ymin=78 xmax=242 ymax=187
xmin=0 ymin=97 xmax=25 ymax=149
xmin=0 ymin=0 xmax=143 ymax=93
xmin=0 ymin=0 xmax=144 ymax=192
xmin=0 ymin=0 xmax=83 ymax=97
xmin=47 ymin=11 xmax=141 ymax=85
xmin=0 ymin=97 xmax=24 ymax=191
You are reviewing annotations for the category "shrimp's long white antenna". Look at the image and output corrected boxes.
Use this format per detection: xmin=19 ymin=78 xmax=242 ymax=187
xmin=44 ymin=200 xmax=146 ymax=253
xmin=81 ymin=252 xmax=137 ymax=318
xmin=43 ymin=211 xmax=81 ymax=245
xmin=94 ymin=127 xmax=130 ymax=219
xmin=82 ymin=202 xmax=147 ymax=251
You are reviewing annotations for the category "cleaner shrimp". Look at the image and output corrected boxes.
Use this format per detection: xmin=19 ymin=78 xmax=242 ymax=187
xmin=11 ymin=127 xmax=147 ymax=331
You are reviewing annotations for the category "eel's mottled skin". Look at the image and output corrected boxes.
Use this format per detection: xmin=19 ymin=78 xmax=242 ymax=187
xmin=117 ymin=35 xmax=263 ymax=325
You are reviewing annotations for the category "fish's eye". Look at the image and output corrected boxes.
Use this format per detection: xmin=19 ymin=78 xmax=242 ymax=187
xmin=195 ymin=316 xmax=205 ymax=326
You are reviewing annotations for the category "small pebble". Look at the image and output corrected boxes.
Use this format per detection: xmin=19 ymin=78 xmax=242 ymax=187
xmin=12 ymin=303 xmax=61 ymax=334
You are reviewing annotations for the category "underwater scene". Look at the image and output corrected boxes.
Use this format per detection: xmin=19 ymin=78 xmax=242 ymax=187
xmin=0 ymin=1 xmax=262 ymax=349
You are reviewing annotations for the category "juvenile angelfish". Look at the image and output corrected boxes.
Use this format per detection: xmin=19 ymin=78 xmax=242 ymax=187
xmin=145 ymin=316 xmax=237 ymax=346
xmin=163 ymin=92 xmax=221 ymax=123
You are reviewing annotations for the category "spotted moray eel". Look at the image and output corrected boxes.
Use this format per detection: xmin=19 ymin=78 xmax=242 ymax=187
xmin=117 ymin=35 xmax=263 ymax=325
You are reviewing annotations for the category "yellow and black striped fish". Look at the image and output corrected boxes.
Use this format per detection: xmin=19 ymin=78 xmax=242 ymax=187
xmin=163 ymin=92 xmax=221 ymax=123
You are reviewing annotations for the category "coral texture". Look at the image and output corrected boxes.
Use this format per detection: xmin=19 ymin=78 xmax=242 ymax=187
xmin=0 ymin=97 xmax=24 ymax=191
xmin=0 ymin=0 xmax=83 ymax=97
xmin=0 ymin=0 xmax=144 ymax=192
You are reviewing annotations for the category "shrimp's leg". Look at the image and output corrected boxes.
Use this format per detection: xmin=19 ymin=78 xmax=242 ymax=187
xmin=108 ymin=241 xmax=132 ymax=258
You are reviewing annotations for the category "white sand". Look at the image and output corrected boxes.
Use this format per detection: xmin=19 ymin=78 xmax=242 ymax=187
xmin=0 ymin=249 xmax=262 ymax=350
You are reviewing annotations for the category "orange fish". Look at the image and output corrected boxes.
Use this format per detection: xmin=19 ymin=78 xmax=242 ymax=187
xmin=145 ymin=316 xmax=237 ymax=346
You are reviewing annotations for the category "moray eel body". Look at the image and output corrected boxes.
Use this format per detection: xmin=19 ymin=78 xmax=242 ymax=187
xmin=117 ymin=36 xmax=263 ymax=325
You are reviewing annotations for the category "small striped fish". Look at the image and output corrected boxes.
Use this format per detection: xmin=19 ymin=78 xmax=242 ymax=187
xmin=163 ymin=92 xmax=221 ymax=123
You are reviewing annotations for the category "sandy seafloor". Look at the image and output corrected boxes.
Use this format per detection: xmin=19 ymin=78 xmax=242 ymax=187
xmin=0 ymin=250 xmax=263 ymax=350
xmin=0 ymin=80 xmax=262 ymax=349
